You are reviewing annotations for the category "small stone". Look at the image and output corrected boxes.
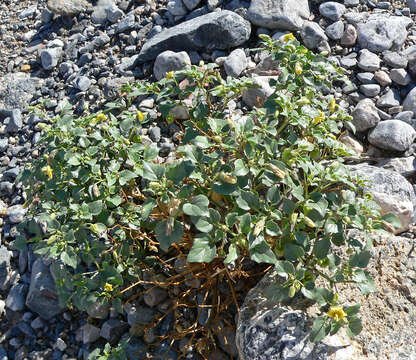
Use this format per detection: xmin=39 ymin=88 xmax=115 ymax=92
xmin=153 ymin=50 xmax=191 ymax=81
xmin=242 ymin=76 xmax=274 ymax=108
xmin=125 ymin=304 xmax=157 ymax=326
xmin=390 ymin=68 xmax=412 ymax=86
xmin=6 ymin=283 xmax=27 ymax=312
xmin=47 ymin=0 xmax=89 ymax=16
xmin=81 ymin=324 xmax=101 ymax=344
xmin=149 ymin=127 xmax=161 ymax=143
xmin=41 ymin=8 xmax=54 ymax=23
xmin=352 ymin=98 xmax=380 ymax=132
xmin=300 ymin=21 xmax=328 ymax=50
xmin=357 ymin=49 xmax=381 ymax=72
xmin=6 ymin=109 xmax=23 ymax=133
xmin=319 ymin=2 xmax=346 ymax=21
xmin=168 ymin=0 xmax=188 ymax=16
xmin=143 ymin=287 xmax=168 ymax=307
xmin=360 ymin=84 xmax=380 ymax=97
xmin=73 ymin=76 xmax=91 ymax=92
xmin=340 ymin=57 xmax=357 ymax=69
xmin=368 ymin=119 xmax=416 ymax=152
xmin=40 ymin=48 xmax=62 ymax=71
xmin=377 ymin=89 xmax=401 ymax=108
xmin=30 ymin=317 xmax=44 ymax=330
xmin=0 ymin=246 xmax=11 ymax=269
xmin=87 ymin=301 xmax=109 ymax=319
xmin=325 ymin=20 xmax=344 ymax=40
xmin=384 ymin=51 xmax=408 ymax=68
xmin=224 ymin=48 xmax=247 ymax=78
xmin=374 ymin=70 xmax=391 ymax=87
xmin=56 ymin=338 xmax=67 ymax=352
xmin=403 ymin=87 xmax=416 ymax=114
xmin=6 ymin=205 xmax=26 ymax=224
xmin=408 ymin=0 xmax=416 ymax=13
xmin=0 ymin=299 xmax=5 ymax=316
xmin=116 ymin=14 xmax=136 ymax=34
xmin=183 ymin=0 xmax=201 ymax=11
xmin=106 ymin=4 xmax=123 ymax=23
xmin=340 ymin=24 xmax=357 ymax=46
xmin=395 ymin=111 xmax=414 ymax=122
xmin=100 ymin=319 xmax=128 ymax=344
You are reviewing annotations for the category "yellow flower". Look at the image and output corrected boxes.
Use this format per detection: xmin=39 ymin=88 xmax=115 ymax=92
xmin=283 ymin=33 xmax=296 ymax=42
xmin=42 ymin=165 xmax=53 ymax=180
xmin=300 ymin=48 xmax=308 ymax=54
xmin=96 ymin=113 xmax=107 ymax=122
xmin=136 ymin=110 xmax=145 ymax=122
xmin=328 ymin=306 xmax=347 ymax=322
xmin=295 ymin=62 xmax=303 ymax=75
xmin=166 ymin=71 xmax=174 ymax=80
xmin=104 ymin=283 xmax=113 ymax=292
xmin=313 ymin=111 xmax=325 ymax=125
xmin=329 ymin=98 xmax=338 ymax=112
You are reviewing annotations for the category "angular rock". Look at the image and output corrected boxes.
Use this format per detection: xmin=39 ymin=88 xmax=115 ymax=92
xmin=377 ymin=89 xmax=400 ymax=108
xmin=300 ymin=21 xmax=328 ymax=50
xmin=87 ymin=301 xmax=109 ymax=319
xmin=242 ymin=76 xmax=274 ymax=108
xmin=403 ymin=87 xmax=416 ymax=115
xmin=167 ymin=0 xmax=188 ymax=16
xmin=26 ymin=258 xmax=63 ymax=320
xmin=100 ymin=319 xmax=129 ymax=344
xmin=143 ymin=287 xmax=168 ymax=307
xmin=5 ymin=109 xmax=22 ymax=133
xmin=183 ymin=0 xmax=201 ymax=11
xmin=153 ymin=50 xmax=191 ymax=81
xmin=6 ymin=283 xmax=27 ymax=312
xmin=0 ymin=246 xmax=11 ymax=269
xmin=376 ymin=156 xmax=416 ymax=178
xmin=81 ymin=324 xmax=100 ymax=344
xmin=357 ymin=49 xmax=381 ymax=72
xmin=0 ymin=72 xmax=41 ymax=110
xmin=125 ymin=304 xmax=157 ymax=326
xmin=106 ymin=4 xmax=123 ymax=23
xmin=360 ymin=84 xmax=380 ymax=97
xmin=383 ymin=51 xmax=408 ymax=68
xmin=47 ymin=0 xmax=89 ymax=16
xmin=325 ymin=21 xmax=344 ymax=40
xmin=350 ymin=164 xmax=416 ymax=230
xmin=137 ymin=11 xmax=251 ymax=63
xmin=73 ymin=76 xmax=91 ymax=92
xmin=390 ymin=68 xmax=411 ymax=86
xmin=247 ymin=0 xmax=310 ymax=31
xmin=368 ymin=119 xmax=416 ymax=152
xmin=357 ymin=14 xmax=413 ymax=53
xmin=351 ymin=98 xmax=380 ymax=132
xmin=340 ymin=24 xmax=357 ymax=47
xmin=373 ymin=71 xmax=391 ymax=87
xmin=319 ymin=2 xmax=346 ymax=21
xmin=6 ymin=205 xmax=27 ymax=224
xmin=224 ymin=48 xmax=247 ymax=78
xmin=40 ymin=47 xmax=62 ymax=71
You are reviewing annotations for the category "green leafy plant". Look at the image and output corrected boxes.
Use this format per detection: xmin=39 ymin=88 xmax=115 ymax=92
xmin=17 ymin=35 xmax=399 ymax=350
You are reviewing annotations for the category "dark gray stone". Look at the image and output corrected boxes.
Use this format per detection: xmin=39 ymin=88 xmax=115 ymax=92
xmin=300 ymin=21 xmax=328 ymax=50
xmin=136 ymin=11 xmax=251 ymax=62
xmin=6 ymin=109 xmax=22 ymax=133
xmin=6 ymin=283 xmax=27 ymax=311
xmin=247 ymin=0 xmax=310 ymax=30
xmin=360 ymin=84 xmax=380 ymax=97
xmin=224 ymin=48 xmax=247 ymax=77
xmin=319 ymin=2 xmax=346 ymax=21
xmin=377 ymin=89 xmax=401 ymax=108
xmin=73 ymin=76 xmax=91 ymax=92
xmin=0 ymin=72 xmax=41 ymax=110
xmin=325 ymin=20 xmax=344 ymax=40
xmin=26 ymin=258 xmax=63 ymax=320
xmin=100 ymin=319 xmax=128 ymax=344
xmin=0 ymin=246 xmax=11 ymax=269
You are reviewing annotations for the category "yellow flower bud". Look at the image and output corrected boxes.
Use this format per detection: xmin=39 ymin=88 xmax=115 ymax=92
xmin=166 ymin=71 xmax=174 ymax=80
xmin=96 ymin=113 xmax=107 ymax=122
xmin=220 ymin=172 xmax=237 ymax=184
xmin=136 ymin=110 xmax=145 ymax=122
xmin=304 ymin=216 xmax=315 ymax=228
xmin=329 ymin=98 xmax=338 ymax=113
xmin=268 ymin=164 xmax=286 ymax=179
xmin=104 ymin=283 xmax=113 ymax=292
xmin=295 ymin=62 xmax=303 ymax=75
xmin=327 ymin=306 xmax=347 ymax=322
xmin=313 ymin=111 xmax=325 ymax=125
xmin=42 ymin=165 xmax=53 ymax=180
xmin=283 ymin=33 xmax=296 ymax=42
xmin=296 ymin=97 xmax=310 ymax=105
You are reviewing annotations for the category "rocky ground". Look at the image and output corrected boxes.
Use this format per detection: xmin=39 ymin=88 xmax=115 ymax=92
xmin=2 ymin=0 xmax=416 ymax=359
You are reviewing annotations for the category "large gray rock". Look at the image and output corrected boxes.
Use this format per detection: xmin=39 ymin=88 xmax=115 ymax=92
xmin=247 ymin=0 xmax=310 ymax=31
xmin=0 ymin=72 xmax=42 ymax=110
xmin=368 ymin=120 xmax=416 ymax=152
xmin=300 ymin=21 xmax=328 ymax=50
xmin=357 ymin=14 xmax=413 ymax=53
xmin=26 ymin=258 xmax=64 ymax=320
xmin=237 ymin=233 xmax=416 ymax=360
xmin=351 ymin=98 xmax=380 ymax=132
xmin=153 ymin=50 xmax=191 ymax=81
xmin=376 ymin=156 xmax=416 ymax=178
xmin=137 ymin=11 xmax=251 ymax=63
xmin=47 ymin=0 xmax=89 ymax=16
xmin=402 ymin=87 xmax=416 ymax=114
xmin=349 ymin=164 xmax=416 ymax=232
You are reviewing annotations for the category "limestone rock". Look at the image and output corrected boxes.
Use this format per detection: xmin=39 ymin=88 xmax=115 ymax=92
xmin=368 ymin=120 xmax=416 ymax=152
xmin=351 ymin=98 xmax=380 ymax=132
xmin=47 ymin=0 xmax=89 ymax=16
xmin=153 ymin=50 xmax=191 ymax=81
xmin=247 ymin=0 xmax=310 ymax=31
xmin=137 ymin=11 xmax=251 ymax=63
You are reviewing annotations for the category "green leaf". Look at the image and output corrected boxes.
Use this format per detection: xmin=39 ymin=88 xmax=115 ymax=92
xmin=234 ymin=159 xmax=249 ymax=176
xmin=239 ymin=213 xmax=251 ymax=234
xmin=382 ymin=212 xmax=402 ymax=229
xmin=348 ymin=250 xmax=371 ymax=268
xmin=61 ymin=246 xmax=78 ymax=269
xmin=310 ymin=316 xmax=329 ymax=343
xmin=142 ymin=198 xmax=157 ymax=220
xmin=344 ymin=304 xmax=360 ymax=317
xmin=187 ymin=235 xmax=216 ymax=263
xmin=353 ymin=270 xmax=375 ymax=294
xmin=107 ymin=195 xmax=123 ymax=207
xmin=346 ymin=316 xmax=362 ymax=337
xmin=88 ymin=200 xmax=103 ymax=216
xmin=224 ymin=243 xmax=239 ymax=264
xmin=284 ymin=243 xmax=304 ymax=261
xmin=183 ymin=195 xmax=210 ymax=217
xmin=265 ymin=221 xmax=280 ymax=236
xmin=274 ymin=260 xmax=295 ymax=277
xmin=226 ymin=212 xmax=239 ymax=227
xmin=119 ymin=170 xmax=137 ymax=185
xmin=302 ymin=284 xmax=334 ymax=306
xmin=166 ymin=160 xmax=195 ymax=185
xmin=236 ymin=191 xmax=260 ymax=211
xmin=212 ymin=182 xmax=238 ymax=195
xmin=192 ymin=136 xmax=211 ymax=148
xmin=155 ymin=219 xmax=183 ymax=252
xmin=266 ymin=185 xmax=281 ymax=204
xmin=141 ymin=161 xmax=165 ymax=181
xmin=313 ymin=237 xmax=330 ymax=259
xmin=143 ymin=144 xmax=159 ymax=161
xmin=193 ymin=217 xmax=213 ymax=233
xmin=250 ymin=240 xmax=277 ymax=265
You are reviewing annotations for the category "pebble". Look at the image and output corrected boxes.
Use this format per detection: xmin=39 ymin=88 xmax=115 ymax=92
xmin=224 ymin=48 xmax=247 ymax=78
xmin=340 ymin=24 xmax=357 ymax=46
xmin=40 ymin=48 xmax=62 ymax=71
xmin=358 ymin=49 xmax=381 ymax=71
xmin=81 ymin=324 xmax=101 ymax=344
xmin=352 ymin=98 xmax=380 ymax=132
xmin=360 ymin=84 xmax=381 ymax=97
xmin=325 ymin=20 xmax=344 ymax=40
xmin=368 ymin=120 xmax=416 ymax=152
xmin=5 ymin=283 xmax=27 ymax=312
xmin=73 ymin=76 xmax=91 ymax=92
xmin=319 ymin=2 xmax=346 ymax=21
xmin=374 ymin=70 xmax=392 ymax=87
xmin=390 ymin=68 xmax=412 ymax=86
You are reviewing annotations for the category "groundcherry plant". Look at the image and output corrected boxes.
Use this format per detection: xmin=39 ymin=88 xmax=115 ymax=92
xmin=17 ymin=35 xmax=399 ymax=343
